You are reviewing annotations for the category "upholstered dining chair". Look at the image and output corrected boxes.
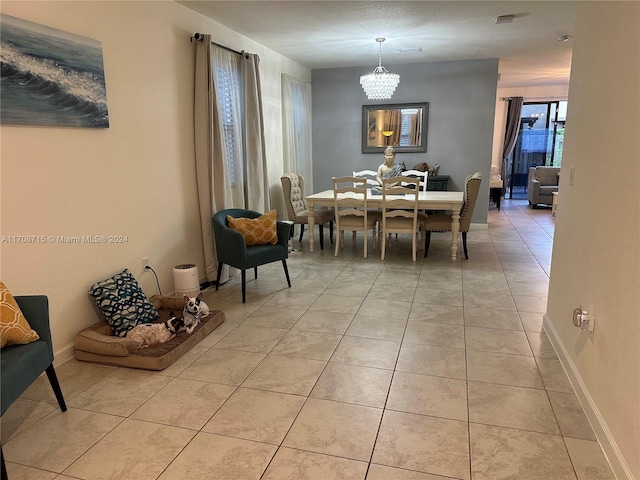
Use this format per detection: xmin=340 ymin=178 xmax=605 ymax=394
xmin=1 ymin=294 xmax=67 ymax=479
xmin=423 ymin=172 xmax=482 ymax=259
xmin=380 ymin=176 xmax=422 ymax=261
xmin=213 ymin=209 xmax=291 ymax=303
xmin=281 ymin=173 xmax=333 ymax=250
xmin=332 ymin=176 xmax=380 ymax=259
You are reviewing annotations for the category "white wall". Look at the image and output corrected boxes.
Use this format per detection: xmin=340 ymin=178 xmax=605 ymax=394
xmin=544 ymin=3 xmax=639 ymax=478
xmin=0 ymin=1 xmax=310 ymax=361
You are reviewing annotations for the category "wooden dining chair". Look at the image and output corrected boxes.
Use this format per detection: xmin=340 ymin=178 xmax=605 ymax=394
xmin=352 ymin=169 xmax=379 ymax=188
xmin=380 ymin=176 xmax=422 ymax=261
xmin=332 ymin=176 xmax=380 ymax=259
xmin=401 ymin=169 xmax=429 ymax=191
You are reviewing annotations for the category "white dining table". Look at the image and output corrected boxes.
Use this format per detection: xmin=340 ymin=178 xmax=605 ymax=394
xmin=305 ymin=189 xmax=464 ymax=262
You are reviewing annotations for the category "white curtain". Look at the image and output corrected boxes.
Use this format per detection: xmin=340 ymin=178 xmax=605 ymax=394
xmin=243 ymin=54 xmax=270 ymax=212
xmin=194 ymin=36 xmax=269 ymax=284
xmin=194 ymin=34 xmax=224 ymax=282
xmin=212 ymin=47 xmax=245 ymax=208
xmin=282 ymin=74 xmax=312 ymax=186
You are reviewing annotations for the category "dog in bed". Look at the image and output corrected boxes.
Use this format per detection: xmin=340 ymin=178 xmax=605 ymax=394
xmin=126 ymin=312 xmax=186 ymax=348
xmin=183 ymin=293 xmax=210 ymax=334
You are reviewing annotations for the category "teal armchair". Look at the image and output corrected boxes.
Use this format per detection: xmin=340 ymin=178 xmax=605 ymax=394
xmin=213 ymin=209 xmax=291 ymax=303
xmin=1 ymin=295 xmax=67 ymax=479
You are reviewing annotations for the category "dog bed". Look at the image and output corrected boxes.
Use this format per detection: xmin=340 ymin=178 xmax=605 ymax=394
xmin=74 ymin=295 xmax=224 ymax=370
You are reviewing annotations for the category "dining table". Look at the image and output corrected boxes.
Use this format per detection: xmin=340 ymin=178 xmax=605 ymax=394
xmin=305 ymin=189 xmax=465 ymax=262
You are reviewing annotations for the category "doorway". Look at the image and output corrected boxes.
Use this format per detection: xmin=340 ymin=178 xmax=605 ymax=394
xmin=505 ymin=101 xmax=566 ymax=198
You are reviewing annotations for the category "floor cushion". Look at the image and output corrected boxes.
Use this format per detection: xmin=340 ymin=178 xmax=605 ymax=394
xmin=74 ymin=295 xmax=224 ymax=370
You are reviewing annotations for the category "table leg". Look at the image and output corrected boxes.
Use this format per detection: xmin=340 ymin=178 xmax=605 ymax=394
xmin=450 ymin=210 xmax=460 ymax=262
xmin=308 ymin=201 xmax=316 ymax=253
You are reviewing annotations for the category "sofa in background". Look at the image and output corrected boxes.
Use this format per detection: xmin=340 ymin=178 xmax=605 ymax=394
xmin=528 ymin=166 xmax=560 ymax=207
xmin=75 ymin=295 xmax=224 ymax=370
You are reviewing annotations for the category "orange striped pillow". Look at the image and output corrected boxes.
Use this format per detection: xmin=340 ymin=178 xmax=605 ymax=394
xmin=0 ymin=281 xmax=40 ymax=348
xmin=227 ymin=210 xmax=278 ymax=246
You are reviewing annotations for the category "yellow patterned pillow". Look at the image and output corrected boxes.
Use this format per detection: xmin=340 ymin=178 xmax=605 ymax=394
xmin=0 ymin=281 xmax=40 ymax=348
xmin=227 ymin=210 xmax=278 ymax=246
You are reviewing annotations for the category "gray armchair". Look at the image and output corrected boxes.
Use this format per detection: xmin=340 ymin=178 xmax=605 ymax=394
xmin=213 ymin=208 xmax=291 ymax=303
xmin=1 ymin=295 xmax=67 ymax=479
xmin=528 ymin=166 xmax=560 ymax=207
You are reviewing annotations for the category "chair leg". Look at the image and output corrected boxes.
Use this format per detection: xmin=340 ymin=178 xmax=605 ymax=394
xmin=319 ymin=224 xmax=324 ymax=250
xmin=363 ymin=228 xmax=368 ymax=259
xmin=424 ymin=231 xmax=431 ymax=257
xmin=299 ymin=224 xmax=305 ymax=242
xmin=1 ymin=446 xmax=7 ymax=480
xmin=329 ymin=220 xmax=334 ymax=244
xmin=241 ymin=269 xmax=246 ymax=303
xmin=0 ymin=445 xmax=9 ymax=480
xmin=45 ymin=364 xmax=67 ymax=412
xmin=282 ymin=260 xmax=291 ymax=288
xmin=215 ymin=263 xmax=223 ymax=290
xmin=381 ymin=228 xmax=387 ymax=261
xmin=254 ymin=266 xmax=258 ymax=279
xmin=462 ymin=231 xmax=469 ymax=259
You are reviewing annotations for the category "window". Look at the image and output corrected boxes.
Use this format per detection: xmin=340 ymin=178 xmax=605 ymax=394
xmin=212 ymin=48 xmax=243 ymax=188
xmin=282 ymin=75 xmax=312 ymax=183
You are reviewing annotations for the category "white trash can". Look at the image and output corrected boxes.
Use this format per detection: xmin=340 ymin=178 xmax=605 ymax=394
xmin=173 ymin=264 xmax=200 ymax=297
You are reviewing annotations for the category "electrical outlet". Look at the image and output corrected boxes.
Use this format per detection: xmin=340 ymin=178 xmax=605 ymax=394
xmin=141 ymin=257 xmax=149 ymax=269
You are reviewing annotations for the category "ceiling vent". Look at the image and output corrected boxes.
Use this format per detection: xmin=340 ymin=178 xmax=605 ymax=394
xmin=495 ymin=14 xmax=515 ymax=24
xmin=399 ymin=47 xmax=423 ymax=54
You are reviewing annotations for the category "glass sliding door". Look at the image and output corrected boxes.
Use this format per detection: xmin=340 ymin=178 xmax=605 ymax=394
xmin=505 ymin=101 xmax=566 ymax=198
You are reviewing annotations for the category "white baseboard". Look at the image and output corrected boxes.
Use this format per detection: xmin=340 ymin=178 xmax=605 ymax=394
xmin=543 ymin=314 xmax=635 ymax=480
xmin=54 ymin=342 xmax=76 ymax=367
xmin=469 ymin=222 xmax=489 ymax=230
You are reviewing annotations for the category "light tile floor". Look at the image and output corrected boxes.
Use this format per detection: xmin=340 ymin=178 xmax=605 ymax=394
xmin=2 ymin=200 xmax=617 ymax=480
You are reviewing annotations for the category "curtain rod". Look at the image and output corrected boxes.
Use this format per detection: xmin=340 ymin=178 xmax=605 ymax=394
xmin=190 ymin=32 xmax=242 ymax=56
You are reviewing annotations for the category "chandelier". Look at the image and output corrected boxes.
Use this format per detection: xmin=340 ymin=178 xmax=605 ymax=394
xmin=360 ymin=38 xmax=400 ymax=100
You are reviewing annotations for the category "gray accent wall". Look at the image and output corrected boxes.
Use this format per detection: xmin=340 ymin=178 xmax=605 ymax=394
xmin=312 ymin=58 xmax=499 ymax=224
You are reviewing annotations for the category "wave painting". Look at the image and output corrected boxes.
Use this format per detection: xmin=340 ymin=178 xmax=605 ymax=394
xmin=1 ymin=14 xmax=109 ymax=128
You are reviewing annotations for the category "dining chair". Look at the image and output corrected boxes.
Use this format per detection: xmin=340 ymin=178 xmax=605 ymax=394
xmin=401 ymin=169 xmax=429 ymax=191
xmin=332 ymin=176 xmax=380 ymax=259
xmin=352 ymin=169 xmax=378 ymax=188
xmin=281 ymin=173 xmax=333 ymax=250
xmin=380 ymin=176 xmax=422 ymax=261
xmin=423 ymin=172 xmax=482 ymax=259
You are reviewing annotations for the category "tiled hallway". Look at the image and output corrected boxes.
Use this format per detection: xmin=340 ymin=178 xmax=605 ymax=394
xmin=1 ymin=200 xmax=616 ymax=479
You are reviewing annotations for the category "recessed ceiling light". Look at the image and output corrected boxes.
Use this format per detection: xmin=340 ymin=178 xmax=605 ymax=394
xmin=399 ymin=47 xmax=423 ymax=54
xmin=495 ymin=14 xmax=515 ymax=24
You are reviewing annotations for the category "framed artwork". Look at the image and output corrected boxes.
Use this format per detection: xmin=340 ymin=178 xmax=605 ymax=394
xmin=1 ymin=14 xmax=109 ymax=128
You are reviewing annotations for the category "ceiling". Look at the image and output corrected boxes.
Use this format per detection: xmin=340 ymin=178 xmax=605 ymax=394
xmin=179 ymin=1 xmax=577 ymax=88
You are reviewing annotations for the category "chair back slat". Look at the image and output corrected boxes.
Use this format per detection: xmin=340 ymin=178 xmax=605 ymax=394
xmin=401 ymin=169 xmax=429 ymax=191
xmin=352 ymin=170 xmax=378 ymax=188
xmin=332 ymin=176 xmax=378 ymax=258
xmin=380 ymin=176 xmax=421 ymax=261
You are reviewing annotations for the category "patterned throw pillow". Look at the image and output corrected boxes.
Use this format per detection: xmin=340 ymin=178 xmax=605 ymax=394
xmin=0 ymin=281 xmax=40 ymax=348
xmin=227 ymin=210 xmax=278 ymax=246
xmin=89 ymin=269 xmax=158 ymax=337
